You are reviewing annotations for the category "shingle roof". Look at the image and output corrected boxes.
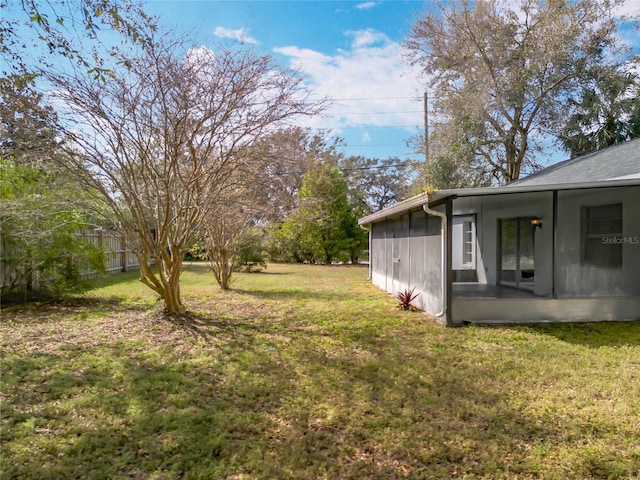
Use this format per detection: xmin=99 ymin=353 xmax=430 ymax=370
xmin=510 ymin=138 xmax=640 ymax=187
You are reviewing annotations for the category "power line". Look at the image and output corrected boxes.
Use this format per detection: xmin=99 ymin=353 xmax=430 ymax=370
xmin=315 ymin=125 xmax=421 ymax=130
xmin=340 ymin=162 xmax=416 ymax=172
xmin=316 ymin=96 xmax=421 ymax=102
xmin=346 ymin=143 xmax=408 ymax=147
xmin=334 ymin=110 xmax=423 ymax=115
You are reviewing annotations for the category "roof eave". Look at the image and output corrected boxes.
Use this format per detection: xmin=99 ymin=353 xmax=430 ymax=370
xmin=358 ymin=178 xmax=640 ymax=226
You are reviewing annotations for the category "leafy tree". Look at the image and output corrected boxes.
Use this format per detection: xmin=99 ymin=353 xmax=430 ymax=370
xmin=410 ymin=128 xmax=493 ymax=191
xmin=0 ymin=75 xmax=103 ymax=298
xmin=0 ymin=74 xmax=58 ymax=161
xmin=340 ymin=156 xmax=417 ymax=213
xmin=46 ymin=31 xmax=322 ymax=315
xmin=246 ymin=127 xmax=343 ymax=222
xmin=405 ymin=0 xmax=637 ymax=184
xmin=278 ymin=164 xmax=366 ymax=264
xmin=235 ymin=227 xmax=268 ymax=273
xmin=558 ymin=65 xmax=640 ymax=156
xmin=265 ymin=220 xmax=314 ymax=264
xmin=1 ymin=0 xmax=153 ymax=78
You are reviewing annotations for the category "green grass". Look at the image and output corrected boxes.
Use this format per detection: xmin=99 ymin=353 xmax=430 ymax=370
xmin=2 ymin=262 xmax=640 ymax=479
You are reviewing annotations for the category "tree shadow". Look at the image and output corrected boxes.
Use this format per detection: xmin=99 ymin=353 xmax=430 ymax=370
xmin=231 ymin=288 xmax=353 ymax=303
xmin=4 ymin=318 xmax=637 ymax=479
xmin=4 ymin=285 xmax=639 ymax=479
xmin=502 ymin=321 xmax=640 ymax=348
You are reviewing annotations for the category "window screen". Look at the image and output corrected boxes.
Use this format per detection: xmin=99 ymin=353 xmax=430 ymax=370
xmin=582 ymin=203 xmax=622 ymax=267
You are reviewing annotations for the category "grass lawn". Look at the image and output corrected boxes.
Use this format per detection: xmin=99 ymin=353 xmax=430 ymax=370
xmin=1 ymin=263 xmax=639 ymax=479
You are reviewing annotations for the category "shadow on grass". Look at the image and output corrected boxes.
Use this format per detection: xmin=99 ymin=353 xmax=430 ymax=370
xmin=0 ymin=295 xmax=155 ymax=323
xmin=181 ymin=262 xmax=291 ymax=276
xmin=4 ymin=262 xmax=639 ymax=479
xmin=4 ymin=315 xmax=638 ymax=479
xmin=522 ymin=321 xmax=640 ymax=348
xmin=1 ymin=333 xmax=569 ymax=479
xmin=231 ymin=288 xmax=353 ymax=303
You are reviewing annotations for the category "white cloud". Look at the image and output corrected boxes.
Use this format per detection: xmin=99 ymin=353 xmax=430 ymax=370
xmin=214 ymin=27 xmax=258 ymax=45
xmin=614 ymin=0 xmax=640 ymax=19
xmin=183 ymin=45 xmax=216 ymax=65
xmin=274 ymin=29 xmax=425 ymax=133
xmin=346 ymin=28 xmax=387 ymax=48
xmin=362 ymin=132 xmax=372 ymax=143
xmin=356 ymin=2 xmax=378 ymax=10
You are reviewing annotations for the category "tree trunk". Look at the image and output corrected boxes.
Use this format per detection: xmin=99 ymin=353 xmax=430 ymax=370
xmin=137 ymin=253 xmax=186 ymax=315
xmin=161 ymin=280 xmax=186 ymax=315
xmin=210 ymin=248 xmax=233 ymax=290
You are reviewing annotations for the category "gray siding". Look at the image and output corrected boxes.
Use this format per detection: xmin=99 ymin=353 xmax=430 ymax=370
xmin=556 ymin=186 xmax=640 ymax=296
xmin=370 ymin=209 xmax=444 ymax=322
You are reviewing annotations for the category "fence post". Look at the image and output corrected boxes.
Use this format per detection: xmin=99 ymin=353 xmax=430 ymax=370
xmin=121 ymin=234 xmax=127 ymax=272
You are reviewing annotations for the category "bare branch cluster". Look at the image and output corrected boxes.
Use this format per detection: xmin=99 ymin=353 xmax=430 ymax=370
xmin=46 ymin=33 xmax=323 ymax=314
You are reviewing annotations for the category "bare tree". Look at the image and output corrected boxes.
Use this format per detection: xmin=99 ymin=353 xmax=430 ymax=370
xmin=405 ymin=0 xmax=637 ymax=184
xmin=47 ymin=34 xmax=323 ymax=314
xmin=201 ymin=200 xmax=255 ymax=290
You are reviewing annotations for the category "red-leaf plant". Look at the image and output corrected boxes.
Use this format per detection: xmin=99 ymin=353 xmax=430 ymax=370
xmin=396 ymin=287 xmax=419 ymax=311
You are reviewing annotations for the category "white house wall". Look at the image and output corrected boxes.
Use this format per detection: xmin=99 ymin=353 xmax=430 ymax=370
xmin=367 ymin=185 xmax=639 ymax=325
xmin=454 ymin=297 xmax=640 ymax=323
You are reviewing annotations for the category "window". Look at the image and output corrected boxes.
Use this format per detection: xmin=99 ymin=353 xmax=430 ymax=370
xmin=463 ymin=220 xmax=474 ymax=266
xmin=582 ymin=203 xmax=622 ymax=267
xmin=452 ymin=216 xmax=475 ymax=270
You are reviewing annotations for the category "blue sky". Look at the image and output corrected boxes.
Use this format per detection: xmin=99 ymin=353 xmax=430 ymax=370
xmin=142 ymin=0 xmax=429 ymax=161
xmin=6 ymin=0 xmax=640 ymax=163
xmin=141 ymin=0 xmax=640 ymax=164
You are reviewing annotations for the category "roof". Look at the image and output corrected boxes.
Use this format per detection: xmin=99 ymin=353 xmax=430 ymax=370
xmin=359 ymin=139 xmax=640 ymax=226
xmin=510 ymin=137 xmax=640 ymax=186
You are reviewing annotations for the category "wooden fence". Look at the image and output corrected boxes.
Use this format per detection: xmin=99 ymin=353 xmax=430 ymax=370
xmin=77 ymin=229 xmax=140 ymax=275
xmin=0 ymin=229 xmax=140 ymax=291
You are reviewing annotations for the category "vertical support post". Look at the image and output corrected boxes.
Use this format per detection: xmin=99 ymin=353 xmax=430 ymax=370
xmin=445 ymin=198 xmax=453 ymax=325
xmin=552 ymin=190 xmax=558 ymax=299
xmin=97 ymin=228 xmax=104 ymax=275
xmin=121 ymin=233 xmax=127 ymax=273
xmin=424 ymin=91 xmax=429 ymax=163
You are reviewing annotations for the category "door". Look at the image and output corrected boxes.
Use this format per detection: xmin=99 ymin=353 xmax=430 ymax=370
xmin=499 ymin=218 xmax=535 ymax=290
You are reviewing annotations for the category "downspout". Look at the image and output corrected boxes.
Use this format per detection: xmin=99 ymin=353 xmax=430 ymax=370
xmin=359 ymin=224 xmax=372 ymax=280
xmin=422 ymin=202 xmax=447 ymax=319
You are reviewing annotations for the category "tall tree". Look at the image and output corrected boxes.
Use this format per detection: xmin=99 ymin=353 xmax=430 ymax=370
xmin=558 ymin=65 xmax=640 ymax=156
xmin=340 ymin=156 xmax=417 ymax=213
xmin=409 ymin=128 xmax=493 ymax=191
xmin=278 ymin=164 xmax=366 ymax=264
xmin=0 ymin=75 xmax=102 ymax=297
xmin=405 ymin=0 xmax=637 ymax=184
xmin=47 ymin=33 xmax=322 ymax=315
xmin=0 ymin=74 xmax=58 ymax=162
xmin=1 ymin=0 xmax=153 ymax=78
xmin=246 ymin=127 xmax=343 ymax=222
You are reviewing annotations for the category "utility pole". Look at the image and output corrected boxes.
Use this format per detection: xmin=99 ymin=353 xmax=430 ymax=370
xmin=424 ymin=91 xmax=429 ymax=163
